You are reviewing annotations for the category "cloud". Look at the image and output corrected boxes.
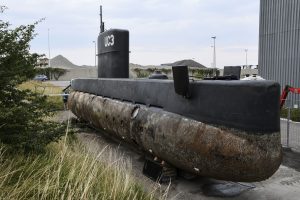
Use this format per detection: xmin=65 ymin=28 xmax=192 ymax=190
xmin=2 ymin=0 xmax=260 ymax=67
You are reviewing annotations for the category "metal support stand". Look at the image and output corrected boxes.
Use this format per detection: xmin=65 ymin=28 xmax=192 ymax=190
xmin=287 ymin=106 xmax=291 ymax=148
xmin=143 ymin=157 xmax=177 ymax=183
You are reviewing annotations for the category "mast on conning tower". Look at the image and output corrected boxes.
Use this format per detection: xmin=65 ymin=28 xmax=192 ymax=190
xmin=100 ymin=5 xmax=105 ymax=33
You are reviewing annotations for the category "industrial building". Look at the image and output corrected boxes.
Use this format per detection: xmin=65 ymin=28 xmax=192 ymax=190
xmin=258 ymin=0 xmax=300 ymax=104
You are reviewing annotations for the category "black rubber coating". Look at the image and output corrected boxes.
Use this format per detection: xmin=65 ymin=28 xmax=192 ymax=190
xmin=71 ymin=78 xmax=280 ymax=133
xmin=97 ymin=29 xmax=129 ymax=78
xmin=172 ymin=66 xmax=190 ymax=97
xmin=223 ymin=66 xmax=241 ymax=80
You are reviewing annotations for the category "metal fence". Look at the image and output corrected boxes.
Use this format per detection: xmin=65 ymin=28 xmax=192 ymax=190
xmin=281 ymin=100 xmax=300 ymax=151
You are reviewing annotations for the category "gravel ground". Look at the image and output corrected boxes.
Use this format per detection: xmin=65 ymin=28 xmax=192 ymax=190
xmin=59 ymin=110 xmax=300 ymax=200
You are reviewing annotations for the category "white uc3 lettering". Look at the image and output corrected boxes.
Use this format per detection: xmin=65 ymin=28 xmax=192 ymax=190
xmin=104 ymin=34 xmax=114 ymax=47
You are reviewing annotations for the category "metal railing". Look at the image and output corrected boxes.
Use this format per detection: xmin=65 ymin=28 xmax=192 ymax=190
xmin=281 ymin=100 xmax=300 ymax=151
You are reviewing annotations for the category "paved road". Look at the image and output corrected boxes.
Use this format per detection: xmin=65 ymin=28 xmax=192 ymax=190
xmin=47 ymin=81 xmax=71 ymax=88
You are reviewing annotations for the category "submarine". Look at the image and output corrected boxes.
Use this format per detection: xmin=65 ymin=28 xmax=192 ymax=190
xmin=68 ymin=6 xmax=282 ymax=182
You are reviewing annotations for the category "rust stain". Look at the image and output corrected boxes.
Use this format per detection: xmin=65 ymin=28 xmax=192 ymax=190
xmin=69 ymin=91 xmax=282 ymax=182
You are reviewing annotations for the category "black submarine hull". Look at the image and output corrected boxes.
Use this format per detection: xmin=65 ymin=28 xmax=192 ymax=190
xmin=69 ymin=78 xmax=282 ymax=182
xmin=69 ymin=25 xmax=282 ymax=182
xmin=71 ymin=78 xmax=280 ymax=133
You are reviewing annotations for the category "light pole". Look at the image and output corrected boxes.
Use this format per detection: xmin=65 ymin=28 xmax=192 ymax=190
xmin=93 ymin=41 xmax=96 ymax=67
xmin=48 ymin=28 xmax=51 ymax=67
xmin=211 ymin=36 xmax=216 ymax=68
xmin=210 ymin=46 xmax=214 ymax=67
xmin=245 ymin=49 xmax=248 ymax=68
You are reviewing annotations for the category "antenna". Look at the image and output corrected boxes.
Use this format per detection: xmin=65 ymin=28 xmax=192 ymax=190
xmin=100 ymin=5 xmax=105 ymax=33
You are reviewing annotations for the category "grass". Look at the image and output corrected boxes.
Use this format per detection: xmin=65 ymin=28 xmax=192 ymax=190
xmin=0 ymin=136 xmax=164 ymax=199
xmin=19 ymin=81 xmax=65 ymax=110
xmin=281 ymin=108 xmax=300 ymax=122
xmin=11 ymin=81 xmax=168 ymax=199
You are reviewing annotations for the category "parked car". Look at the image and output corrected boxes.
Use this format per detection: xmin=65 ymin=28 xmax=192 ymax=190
xmin=33 ymin=74 xmax=48 ymax=81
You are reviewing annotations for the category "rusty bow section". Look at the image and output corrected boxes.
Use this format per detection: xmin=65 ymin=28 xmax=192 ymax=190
xmin=69 ymin=91 xmax=282 ymax=182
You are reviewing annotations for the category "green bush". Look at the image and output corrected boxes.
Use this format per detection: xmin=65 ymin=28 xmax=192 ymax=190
xmin=291 ymin=109 xmax=300 ymax=122
xmin=133 ymin=68 xmax=151 ymax=78
xmin=0 ymin=88 xmax=66 ymax=152
xmin=191 ymin=68 xmax=220 ymax=79
xmin=161 ymin=68 xmax=172 ymax=75
xmin=280 ymin=108 xmax=300 ymax=122
xmin=19 ymin=81 xmax=65 ymax=111
xmin=0 ymin=8 xmax=65 ymax=152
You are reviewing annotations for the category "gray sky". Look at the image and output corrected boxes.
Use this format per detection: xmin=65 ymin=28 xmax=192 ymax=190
xmin=2 ymin=0 xmax=260 ymax=68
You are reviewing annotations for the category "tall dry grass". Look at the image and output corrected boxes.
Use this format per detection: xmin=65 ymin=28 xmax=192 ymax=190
xmin=0 ymin=136 xmax=165 ymax=199
xmin=18 ymin=81 xmax=63 ymax=95
xmin=19 ymin=81 xmax=65 ymax=110
xmin=9 ymin=81 xmax=170 ymax=199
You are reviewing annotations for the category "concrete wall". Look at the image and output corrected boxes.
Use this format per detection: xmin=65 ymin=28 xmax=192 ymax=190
xmin=258 ymin=0 xmax=300 ymax=102
xmin=58 ymin=68 xmax=97 ymax=81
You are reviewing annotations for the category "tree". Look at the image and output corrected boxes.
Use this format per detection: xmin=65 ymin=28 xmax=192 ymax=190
xmin=0 ymin=7 xmax=65 ymax=152
xmin=36 ymin=67 xmax=67 ymax=80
